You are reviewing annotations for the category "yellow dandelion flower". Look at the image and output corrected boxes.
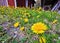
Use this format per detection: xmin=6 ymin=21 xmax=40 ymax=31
xmin=24 ymin=18 xmax=28 ymax=22
xmin=20 ymin=27 xmax=24 ymax=31
xmin=39 ymin=37 xmax=46 ymax=43
xmin=52 ymin=20 xmax=58 ymax=24
xmin=14 ymin=22 xmax=19 ymax=28
xmin=31 ymin=22 xmax=47 ymax=34
xmin=39 ymin=7 xmax=42 ymax=9
xmin=38 ymin=7 xmax=42 ymax=11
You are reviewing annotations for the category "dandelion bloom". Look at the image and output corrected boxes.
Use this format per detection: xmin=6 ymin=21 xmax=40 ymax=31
xmin=39 ymin=7 xmax=42 ymax=10
xmin=14 ymin=22 xmax=19 ymax=28
xmin=52 ymin=20 xmax=58 ymax=24
xmin=20 ymin=27 xmax=24 ymax=31
xmin=31 ymin=22 xmax=47 ymax=34
xmin=24 ymin=18 xmax=28 ymax=22
xmin=39 ymin=37 xmax=46 ymax=43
